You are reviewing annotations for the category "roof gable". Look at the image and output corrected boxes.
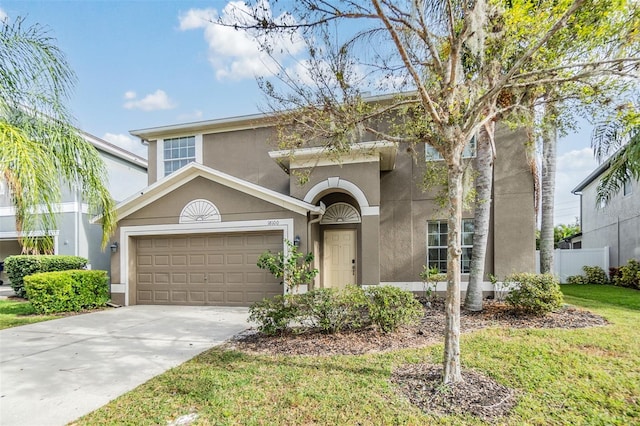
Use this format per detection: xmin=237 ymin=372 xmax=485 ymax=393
xmin=110 ymin=163 xmax=323 ymax=221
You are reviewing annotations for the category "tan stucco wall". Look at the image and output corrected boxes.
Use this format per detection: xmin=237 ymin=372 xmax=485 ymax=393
xmin=290 ymin=161 xmax=381 ymax=206
xmin=493 ymin=126 xmax=536 ymax=276
xmin=147 ymin=141 xmax=158 ymax=185
xmin=202 ymin=127 xmax=289 ymax=194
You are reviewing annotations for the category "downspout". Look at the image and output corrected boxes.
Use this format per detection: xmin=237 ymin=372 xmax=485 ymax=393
xmin=307 ymin=202 xmax=326 ymax=290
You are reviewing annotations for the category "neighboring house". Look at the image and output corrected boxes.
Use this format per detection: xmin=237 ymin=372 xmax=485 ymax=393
xmin=105 ymin=108 xmax=536 ymax=307
xmin=572 ymin=161 xmax=640 ymax=268
xmin=0 ymin=132 xmax=148 ymax=281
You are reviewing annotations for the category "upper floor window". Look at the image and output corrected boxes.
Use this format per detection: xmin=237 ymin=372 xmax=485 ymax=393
xmin=163 ymin=136 xmax=196 ymax=176
xmin=427 ymin=219 xmax=474 ymax=273
xmin=426 ymin=135 xmax=477 ymax=161
xmin=623 ymin=179 xmax=632 ymax=197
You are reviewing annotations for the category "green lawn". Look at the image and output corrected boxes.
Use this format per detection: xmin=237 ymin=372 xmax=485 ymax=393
xmin=76 ymin=285 xmax=640 ymax=425
xmin=0 ymin=299 xmax=63 ymax=329
xmin=561 ymin=284 xmax=640 ymax=310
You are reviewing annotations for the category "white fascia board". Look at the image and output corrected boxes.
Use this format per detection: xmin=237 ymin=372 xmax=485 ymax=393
xmin=130 ymin=112 xmax=273 ymax=141
xmin=81 ymin=132 xmax=148 ymax=168
xmin=103 ymin=163 xmax=323 ymax=222
xmin=269 ymin=140 xmax=397 ymax=171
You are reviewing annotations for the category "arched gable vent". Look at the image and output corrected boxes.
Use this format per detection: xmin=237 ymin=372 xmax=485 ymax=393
xmin=320 ymin=202 xmax=361 ymax=224
xmin=179 ymin=199 xmax=221 ymax=223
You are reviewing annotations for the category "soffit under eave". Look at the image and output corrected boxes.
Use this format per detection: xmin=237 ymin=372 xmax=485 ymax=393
xmin=269 ymin=141 xmax=398 ymax=173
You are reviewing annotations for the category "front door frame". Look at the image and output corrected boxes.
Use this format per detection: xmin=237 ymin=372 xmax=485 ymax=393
xmin=321 ymin=227 xmax=358 ymax=289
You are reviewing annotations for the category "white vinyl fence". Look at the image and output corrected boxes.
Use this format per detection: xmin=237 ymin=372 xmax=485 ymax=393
xmin=536 ymin=247 xmax=609 ymax=282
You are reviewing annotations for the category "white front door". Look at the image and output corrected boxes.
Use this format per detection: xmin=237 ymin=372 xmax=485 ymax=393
xmin=322 ymin=229 xmax=356 ymax=289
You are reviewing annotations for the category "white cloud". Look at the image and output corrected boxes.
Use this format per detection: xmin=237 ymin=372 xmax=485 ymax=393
xmin=554 ymin=147 xmax=598 ymax=225
xmin=103 ymin=133 xmax=148 ymax=158
xmin=123 ymin=91 xmax=137 ymax=100
xmin=0 ymin=8 xmax=8 ymax=22
xmin=178 ymin=1 xmax=305 ymax=80
xmin=123 ymin=89 xmax=176 ymax=111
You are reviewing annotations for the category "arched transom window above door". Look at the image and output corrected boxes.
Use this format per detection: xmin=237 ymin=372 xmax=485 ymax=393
xmin=320 ymin=202 xmax=361 ymax=224
xmin=179 ymin=199 xmax=221 ymax=223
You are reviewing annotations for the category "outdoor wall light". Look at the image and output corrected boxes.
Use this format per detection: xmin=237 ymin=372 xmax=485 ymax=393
xmin=293 ymin=235 xmax=301 ymax=247
xmin=110 ymin=241 xmax=119 ymax=253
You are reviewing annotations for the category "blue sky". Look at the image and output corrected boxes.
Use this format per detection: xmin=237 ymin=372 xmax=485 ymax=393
xmin=0 ymin=0 xmax=599 ymax=225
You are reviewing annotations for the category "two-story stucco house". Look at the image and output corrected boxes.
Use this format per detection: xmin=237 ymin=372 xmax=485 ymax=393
xmin=106 ymin=108 xmax=536 ymax=307
xmin=0 ymin=132 xmax=148 ymax=281
xmin=572 ymin=161 xmax=640 ymax=268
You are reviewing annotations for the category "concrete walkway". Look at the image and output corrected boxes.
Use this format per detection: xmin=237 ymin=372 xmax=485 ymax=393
xmin=0 ymin=305 xmax=250 ymax=426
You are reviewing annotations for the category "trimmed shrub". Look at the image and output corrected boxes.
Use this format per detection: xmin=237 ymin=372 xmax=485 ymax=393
xmin=582 ymin=266 xmax=609 ymax=285
xmin=24 ymin=270 xmax=109 ymax=314
xmin=248 ymin=286 xmax=424 ymax=335
xmin=504 ymin=273 xmax=563 ymax=315
xmin=566 ymin=274 xmax=588 ymax=285
xmin=4 ymin=255 xmax=87 ymax=298
xmin=248 ymin=295 xmax=299 ymax=335
xmin=364 ymin=285 xmax=424 ymax=333
xmin=297 ymin=285 xmax=369 ymax=333
xmin=612 ymin=259 xmax=640 ymax=290
xmin=566 ymin=266 xmax=608 ymax=285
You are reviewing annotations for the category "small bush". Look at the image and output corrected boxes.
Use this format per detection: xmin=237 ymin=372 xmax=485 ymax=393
xmin=612 ymin=259 xmax=640 ymax=290
xmin=566 ymin=275 xmax=588 ymax=285
xmin=4 ymin=255 xmax=87 ymax=298
xmin=248 ymin=295 xmax=299 ymax=335
xmin=24 ymin=270 xmax=109 ymax=314
xmin=504 ymin=273 xmax=563 ymax=315
xmin=297 ymin=286 xmax=369 ymax=333
xmin=364 ymin=285 xmax=424 ymax=333
xmin=582 ymin=266 xmax=609 ymax=285
xmin=248 ymin=286 xmax=424 ymax=335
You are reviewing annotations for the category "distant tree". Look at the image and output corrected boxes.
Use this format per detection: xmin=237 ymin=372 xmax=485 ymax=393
xmin=535 ymin=221 xmax=581 ymax=250
xmin=223 ymin=0 xmax=640 ymax=384
xmin=0 ymin=17 xmax=116 ymax=252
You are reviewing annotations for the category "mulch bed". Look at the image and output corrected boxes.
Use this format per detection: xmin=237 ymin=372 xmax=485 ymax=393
xmin=226 ymin=299 xmax=608 ymax=422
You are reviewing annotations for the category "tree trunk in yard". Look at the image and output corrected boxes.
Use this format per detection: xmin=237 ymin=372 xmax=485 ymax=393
xmin=465 ymin=123 xmax=495 ymax=311
xmin=540 ymin=102 xmax=557 ymax=274
xmin=444 ymin=159 xmax=464 ymax=384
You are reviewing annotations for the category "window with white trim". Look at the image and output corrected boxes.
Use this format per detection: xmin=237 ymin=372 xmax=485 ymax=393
xmin=426 ymin=135 xmax=477 ymax=161
xmin=427 ymin=219 xmax=474 ymax=273
xmin=163 ymin=136 xmax=196 ymax=176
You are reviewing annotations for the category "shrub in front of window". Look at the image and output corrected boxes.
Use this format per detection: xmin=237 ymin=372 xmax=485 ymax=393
xmin=612 ymin=259 xmax=640 ymax=290
xmin=24 ymin=270 xmax=109 ymax=314
xmin=504 ymin=273 xmax=563 ymax=315
xmin=4 ymin=255 xmax=88 ymax=298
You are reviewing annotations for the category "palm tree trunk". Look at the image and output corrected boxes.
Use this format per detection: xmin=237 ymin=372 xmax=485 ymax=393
xmin=540 ymin=102 xmax=557 ymax=274
xmin=465 ymin=122 xmax=495 ymax=311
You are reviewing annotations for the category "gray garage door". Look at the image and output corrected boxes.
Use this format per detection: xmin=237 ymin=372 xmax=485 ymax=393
xmin=135 ymin=231 xmax=283 ymax=306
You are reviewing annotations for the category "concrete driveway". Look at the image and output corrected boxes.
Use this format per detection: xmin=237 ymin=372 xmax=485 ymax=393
xmin=0 ymin=305 xmax=250 ymax=426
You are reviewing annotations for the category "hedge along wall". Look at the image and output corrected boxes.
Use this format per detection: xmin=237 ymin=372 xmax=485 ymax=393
xmin=24 ymin=270 xmax=109 ymax=314
xmin=4 ymin=255 xmax=88 ymax=298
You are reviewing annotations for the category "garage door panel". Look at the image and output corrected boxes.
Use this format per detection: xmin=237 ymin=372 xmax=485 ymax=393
xmin=170 ymin=291 xmax=187 ymax=302
xmin=171 ymin=273 xmax=187 ymax=284
xmin=155 ymin=273 xmax=170 ymax=284
xmin=135 ymin=231 xmax=283 ymax=306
